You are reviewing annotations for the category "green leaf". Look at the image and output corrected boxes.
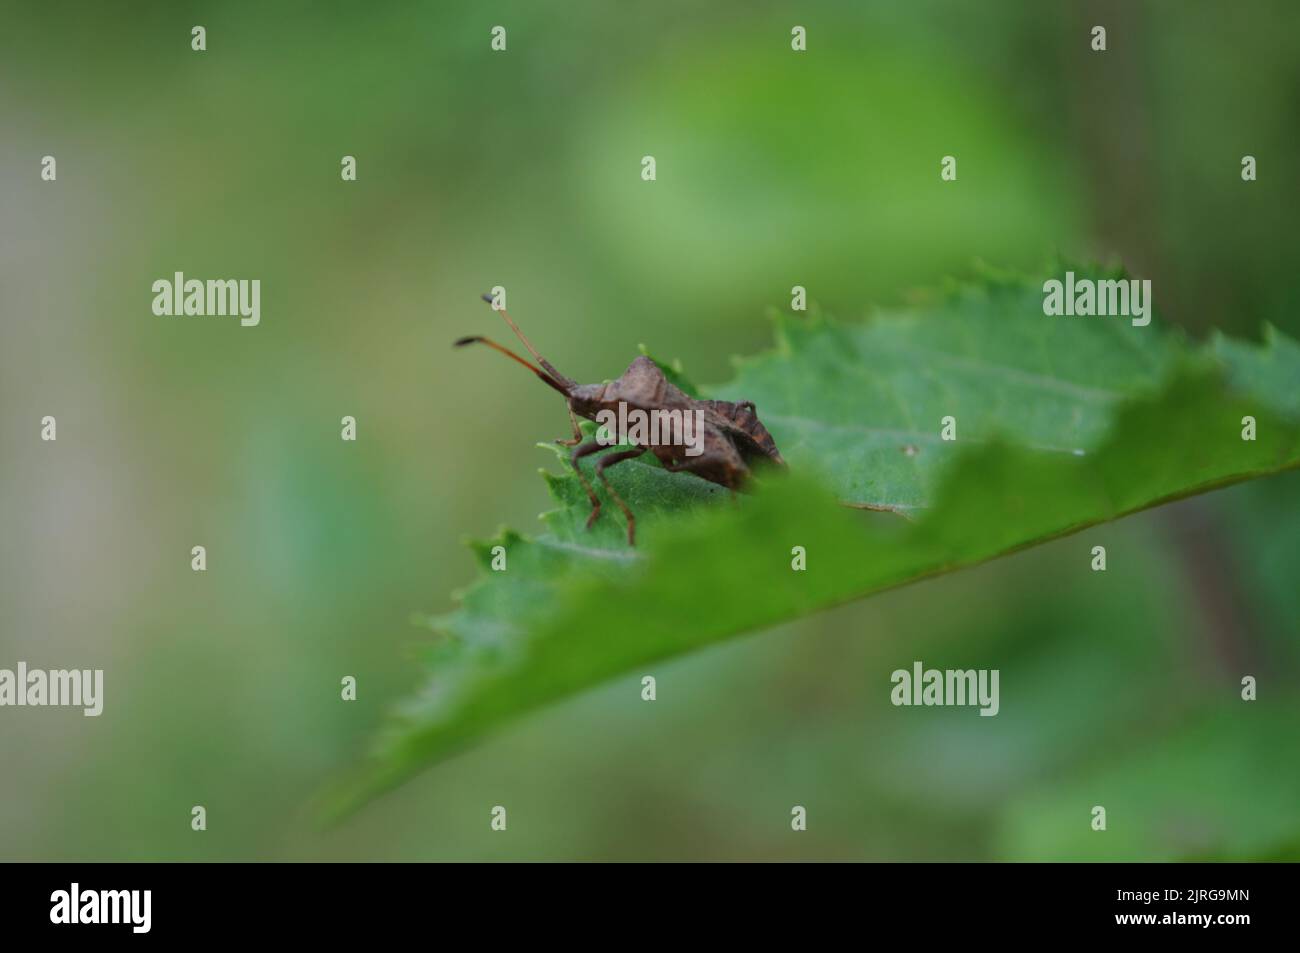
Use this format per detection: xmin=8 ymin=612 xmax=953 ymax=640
xmin=318 ymin=270 xmax=1300 ymax=821
xmin=714 ymin=268 xmax=1182 ymax=513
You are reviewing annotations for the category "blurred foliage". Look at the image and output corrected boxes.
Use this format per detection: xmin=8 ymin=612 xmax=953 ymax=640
xmin=2 ymin=1 xmax=1298 ymax=860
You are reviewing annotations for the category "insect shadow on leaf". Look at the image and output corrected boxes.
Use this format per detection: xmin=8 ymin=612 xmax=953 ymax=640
xmin=455 ymin=296 xmax=786 ymax=545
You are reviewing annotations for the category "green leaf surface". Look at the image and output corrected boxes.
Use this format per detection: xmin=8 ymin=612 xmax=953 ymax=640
xmin=320 ymin=271 xmax=1300 ymax=820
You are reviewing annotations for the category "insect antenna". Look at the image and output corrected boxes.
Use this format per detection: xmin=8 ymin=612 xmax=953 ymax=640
xmin=479 ymin=294 xmax=574 ymax=387
xmin=454 ymin=335 xmax=571 ymax=396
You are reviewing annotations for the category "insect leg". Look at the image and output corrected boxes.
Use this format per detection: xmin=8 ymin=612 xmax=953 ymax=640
xmin=569 ymin=440 xmax=607 ymax=527
xmin=556 ymin=403 xmax=583 ymax=447
xmin=594 ymin=447 xmax=647 ymax=545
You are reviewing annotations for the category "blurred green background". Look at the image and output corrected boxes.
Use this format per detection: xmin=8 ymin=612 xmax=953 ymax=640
xmin=2 ymin=0 xmax=1297 ymax=860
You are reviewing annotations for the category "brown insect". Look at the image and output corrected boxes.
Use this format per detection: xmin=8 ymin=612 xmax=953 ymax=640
xmin=456 ymin=295 xmax=785 ymax=545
